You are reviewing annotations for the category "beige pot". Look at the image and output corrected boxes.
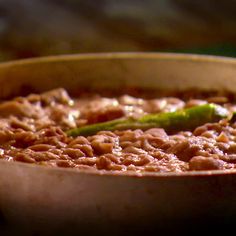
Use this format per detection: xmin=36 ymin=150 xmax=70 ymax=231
xmin=0 ymin=53 xmax=236 ymax=235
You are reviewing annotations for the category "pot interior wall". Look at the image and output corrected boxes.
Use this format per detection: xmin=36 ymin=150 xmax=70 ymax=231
xmin=0 ymin=54 xmax=236 ymax=99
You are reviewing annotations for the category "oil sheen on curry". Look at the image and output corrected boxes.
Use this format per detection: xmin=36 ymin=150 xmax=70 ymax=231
xmin=1 ymin=88 xmax=236 ymax=173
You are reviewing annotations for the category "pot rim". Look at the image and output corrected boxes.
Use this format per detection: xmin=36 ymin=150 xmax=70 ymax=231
xmin=0 ymin=52 xmax=236 ymax=68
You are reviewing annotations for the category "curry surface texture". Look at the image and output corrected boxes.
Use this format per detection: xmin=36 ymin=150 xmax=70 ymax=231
xmin=1 ymin=88 xmax=236 ymax=172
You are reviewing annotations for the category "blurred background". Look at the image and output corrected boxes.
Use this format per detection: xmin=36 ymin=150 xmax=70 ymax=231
xmin=0 ymin=0 xmax=236 ymax=61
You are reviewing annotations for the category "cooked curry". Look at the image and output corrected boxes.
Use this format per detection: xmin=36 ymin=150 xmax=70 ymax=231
xmin=1 ymin=88 xmax=236 ymax=172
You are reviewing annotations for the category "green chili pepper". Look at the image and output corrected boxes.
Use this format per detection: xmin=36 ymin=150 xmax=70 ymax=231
xmin=229 ymin=112 xmax=236 ymax=123
xmin=66 ymin=104 xmax=228 ymax=137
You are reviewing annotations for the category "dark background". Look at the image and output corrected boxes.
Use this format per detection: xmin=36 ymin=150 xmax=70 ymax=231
xmin=0 ymin=0 xmax=236 ymax=61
